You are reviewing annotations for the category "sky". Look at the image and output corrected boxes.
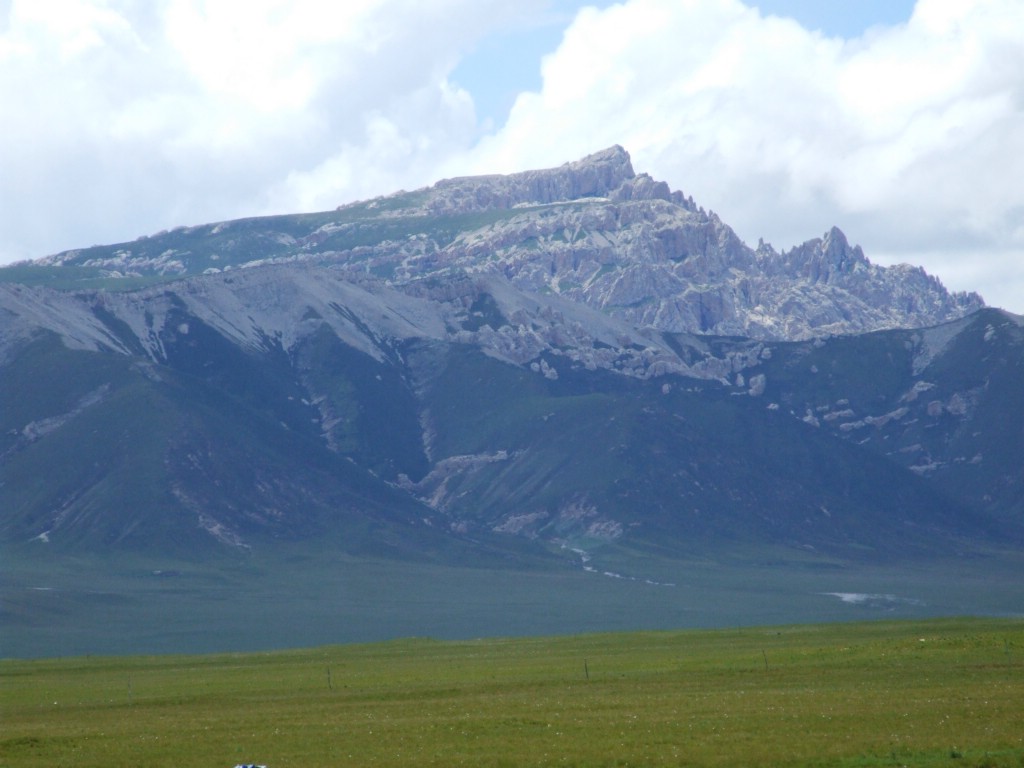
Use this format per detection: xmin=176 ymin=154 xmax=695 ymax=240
xmin=1 ymin=0 xmax=1022 ymax=313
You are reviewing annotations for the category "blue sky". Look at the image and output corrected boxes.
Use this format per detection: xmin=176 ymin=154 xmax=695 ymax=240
xmin=1 ymin=0 xmax=1021 ymax=311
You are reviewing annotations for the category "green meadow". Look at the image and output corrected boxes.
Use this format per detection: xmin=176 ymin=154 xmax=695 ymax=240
xmin=2 ymin=617 xmax=1022 ymax=767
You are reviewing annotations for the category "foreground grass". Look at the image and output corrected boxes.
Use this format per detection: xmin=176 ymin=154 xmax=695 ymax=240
xmin=1 ymin=618 xmax=1022 ymax=767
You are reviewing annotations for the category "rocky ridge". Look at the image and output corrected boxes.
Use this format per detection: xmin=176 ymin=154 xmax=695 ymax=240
xmin=17 ymin=146 xmax=982 ymax=343
xmin=330 ymin=146 xmax=983 ymax=339
xmin=0 ymin=264 xmax=774 ymax=387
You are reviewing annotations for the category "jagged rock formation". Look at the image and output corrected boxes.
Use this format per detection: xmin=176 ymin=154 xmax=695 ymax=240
xmin=331 ymin=146 xmax=982 ymax=339
xmin=16 ymin=146 xmax=982 ymax=342
xmin=421 ymin=145 xmax=639 ymax=214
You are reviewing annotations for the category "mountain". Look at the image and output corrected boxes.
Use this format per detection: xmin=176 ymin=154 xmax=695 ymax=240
xmin=1 ymin=148 xmax=1020 ymax=656
xmin=5 ymin=146 xmax=981 ymax=340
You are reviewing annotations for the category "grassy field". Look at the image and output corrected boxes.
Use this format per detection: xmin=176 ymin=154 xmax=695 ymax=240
xmin=2 ymin=617 xmax=1022 ymax=767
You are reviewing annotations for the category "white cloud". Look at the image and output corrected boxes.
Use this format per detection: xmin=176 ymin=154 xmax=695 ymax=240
xmin=264 ymin=80 xmax=479 ymax=214
xmin=0 ymin=0 xmax=540 ymax=258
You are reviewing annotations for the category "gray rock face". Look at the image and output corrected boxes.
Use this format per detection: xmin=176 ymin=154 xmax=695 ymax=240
xmin=330 ymin=147 xmax=983 ymax=339
xmin=422 ymin=145 xmax=638 ymax=214
xmin=11 ymin=146 xmax=983 ymax=342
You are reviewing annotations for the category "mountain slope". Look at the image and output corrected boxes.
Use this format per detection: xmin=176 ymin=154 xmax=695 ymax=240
xmin=752 ymin=307 xmax=1024 ymax=525
xmin=1 ymin=271 xmax=1018 ymax=563
xmin=1 ymin=148 xmax=1022 ymax=661
xmin=0 ymin=330 xmax=439 ymax=557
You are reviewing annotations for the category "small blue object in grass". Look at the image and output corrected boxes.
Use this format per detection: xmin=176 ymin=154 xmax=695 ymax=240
xmin=233 ymin=764 xmax=267 ymax=768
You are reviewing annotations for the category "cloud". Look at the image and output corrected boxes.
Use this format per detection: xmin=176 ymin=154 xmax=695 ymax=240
xmin=468 ymin=0 xmax=1024 ymax=308
xmin=0 ymin=0 xmax=539 ymax=259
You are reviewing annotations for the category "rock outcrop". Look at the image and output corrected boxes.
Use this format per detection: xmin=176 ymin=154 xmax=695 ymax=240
xmin=12 ymin=146 xmax=983 ymax=341
xmin=422 ymin=145 xmax=638 ymax=214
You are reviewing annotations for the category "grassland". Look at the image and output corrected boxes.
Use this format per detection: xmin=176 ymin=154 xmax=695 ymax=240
xmin=5 ymin=540 xmax=1024 ymax=660
xmin=2 ymin=617 xmax=1021 ymax=767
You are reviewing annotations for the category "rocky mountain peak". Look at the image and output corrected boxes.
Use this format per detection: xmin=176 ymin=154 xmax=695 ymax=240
xmin=423 ymin=145 xmax=635 ymax=215
xmin=609 ymin=172 xmax=674 ymax=203
xmin=772 ymin=226 xmax=868 ymax=284
xmin=3 ymin=146 xmax=985 ymax=342
xmin=821 ymin=225 xmax=861 ymax=266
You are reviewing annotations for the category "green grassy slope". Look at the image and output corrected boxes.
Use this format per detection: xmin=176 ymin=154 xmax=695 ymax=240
xmin=415 ymin=344 xmax=994 ymax=558
xmin=0 ymin=330 xmax=450 ymax=557
xmin=0 ymin=199 xmax=553 ymax=291
xmin=754 ymin=308 xmax=1024 ymax=527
